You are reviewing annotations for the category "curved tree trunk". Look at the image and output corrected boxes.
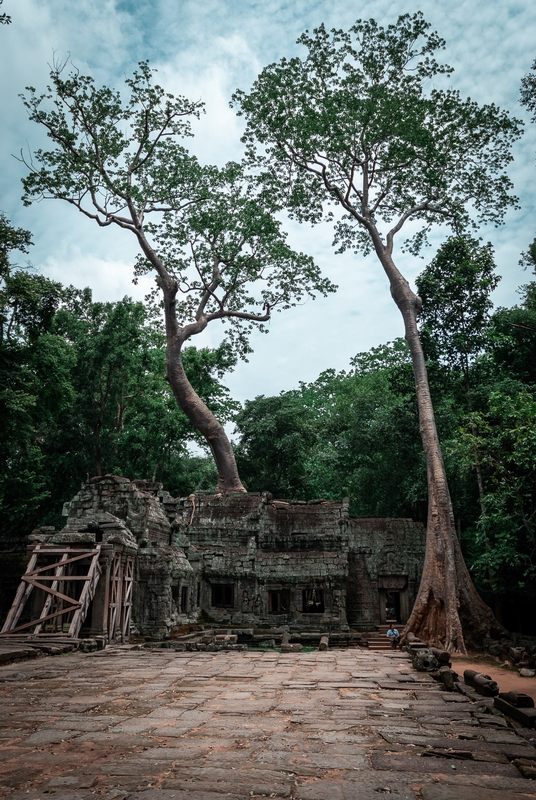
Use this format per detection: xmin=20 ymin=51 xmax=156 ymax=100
xmin=166 ymin=335 xmax=246 ymax=493
xmin=136 ymin=231 xmax=247 ymax=495
xmin=374 ymin=242 xmax=506 ymax=652
xmin=161 ymin=282 xmax=246 ymax=495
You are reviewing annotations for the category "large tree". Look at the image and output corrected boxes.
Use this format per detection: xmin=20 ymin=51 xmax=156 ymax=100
xmin=20 ymin=62 xmax=334 ymax=493
xmin=233 ymin=13 xmax=522 ymax=650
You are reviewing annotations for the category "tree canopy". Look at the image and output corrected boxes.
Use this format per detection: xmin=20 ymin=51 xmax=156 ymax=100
xmin=19 ymin=61 xmax=334 ymax=492
xmin=416 ymin=236 xmax=500 ymax=381
xmin=234 ymin=13 xmax=522 ymax=256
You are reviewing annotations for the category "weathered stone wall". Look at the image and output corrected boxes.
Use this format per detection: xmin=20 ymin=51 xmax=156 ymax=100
xmin=346 ymin=518 xmax=425 ymax=629
xmin=166 ymin=492 xmax=425 ymax=633
xmin=14 ymin=478 xmax=426 ymax=638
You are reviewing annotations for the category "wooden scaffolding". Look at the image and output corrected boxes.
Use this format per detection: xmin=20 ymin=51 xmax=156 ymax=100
xmin=0 ymin=543 xmax=135 ymax=642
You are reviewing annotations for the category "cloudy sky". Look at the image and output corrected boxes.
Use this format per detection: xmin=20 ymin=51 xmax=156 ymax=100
xmin=1 ymin=0 xmax=535 ymax=407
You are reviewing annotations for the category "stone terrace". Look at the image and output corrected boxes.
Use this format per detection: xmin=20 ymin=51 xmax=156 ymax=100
xmin=0 ymin=649 xmax=535 ymax=800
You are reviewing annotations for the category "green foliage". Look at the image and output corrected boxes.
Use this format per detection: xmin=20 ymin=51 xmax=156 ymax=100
xmin=521 ymin=59 xmax=536 ymax=125
xmin=235 ymin=392 xmax=317 ymax=498
xmin=0 ymin=214 xmax=240 ymax=537
xmin=234 ymin=12 xmax=523 ymax=255
xmin=235 ymin=339 xmax=429 ymax=519
xmin=303 ymin=353 xmax=428 ymax=519
xmin=0 ymin=0 xmax=10 ymax=25
xmin=135 ymin=160 xmax=336 ymax=359
xmin=20 ymin=64 xmax=335 ymax=363
xmin=416 ymin=236 xmax=500 ymax=378
xmin=489 ymin=262 xmax=536 ymax=388
xmin=453 ymin=391 xmax=536 ymax=598
xmin=46 ymin=289 xmax=240 ymax=494
xmin=20 ymin=60 xmax=204 ymax=215
xmin=0 ymin=215 xmax=74 ymax=537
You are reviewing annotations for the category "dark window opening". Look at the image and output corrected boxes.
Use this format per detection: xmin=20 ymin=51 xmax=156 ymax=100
xmin=302 ymin=588 xmax=324 ymax=613
xmin=181 ymin=585 xmax=188 ymax=613
xmin=211 ymin=583 xmax=234 ymax=608
xmin=268 ymin=589 xmax=290 ymax=614
xmin=385 ymin=591 xmax=401 ymax=622
xmin=196 ymin=582 xmax=201 ymax=607
xmin=171 ymin=585 xmax=180 ymax=606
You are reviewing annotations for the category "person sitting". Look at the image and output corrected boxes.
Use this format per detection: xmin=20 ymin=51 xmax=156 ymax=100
xmin=386 ymin=623 xmax=400 ymax=649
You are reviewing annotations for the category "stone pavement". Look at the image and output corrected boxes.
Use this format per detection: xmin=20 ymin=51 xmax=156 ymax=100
xmin=0 ymin=648 xmax=535 ymax=800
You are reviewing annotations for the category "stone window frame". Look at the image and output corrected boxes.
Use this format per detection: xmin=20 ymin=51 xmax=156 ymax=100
xmin=211 ymin=583 xmax=235 ymax=609
xmin=301 ymin=587 xmax=325 ymax=614
xmin=267 ymin=588 xmax=291 ymax=614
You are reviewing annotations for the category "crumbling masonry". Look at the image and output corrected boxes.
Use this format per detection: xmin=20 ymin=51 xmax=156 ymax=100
xmin=26 ymin=475 xmax=426 ymax=641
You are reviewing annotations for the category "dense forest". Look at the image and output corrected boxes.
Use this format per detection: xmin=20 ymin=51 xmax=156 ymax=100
xmin=1 ymin=210 xmax=535 ymax=630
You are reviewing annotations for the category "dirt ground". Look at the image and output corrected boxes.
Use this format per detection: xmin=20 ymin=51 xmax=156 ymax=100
xmin=451 ymin=653 xmax=536 ymax=702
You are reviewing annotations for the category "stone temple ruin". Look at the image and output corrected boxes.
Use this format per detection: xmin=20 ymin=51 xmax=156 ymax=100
xmin=1 ymin=475 xmax=426 ymax=643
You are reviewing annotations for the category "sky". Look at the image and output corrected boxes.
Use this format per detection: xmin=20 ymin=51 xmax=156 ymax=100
xmin=0 ymin=0 xmax=535 ymax=410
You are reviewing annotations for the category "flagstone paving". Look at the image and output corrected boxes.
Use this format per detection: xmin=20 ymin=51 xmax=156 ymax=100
xmin=0 ymin=648 xmax=535 ymax=800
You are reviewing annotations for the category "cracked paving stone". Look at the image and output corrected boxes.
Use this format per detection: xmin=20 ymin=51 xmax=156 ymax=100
xmin=1 ymin=648 xmax=535 ymax=798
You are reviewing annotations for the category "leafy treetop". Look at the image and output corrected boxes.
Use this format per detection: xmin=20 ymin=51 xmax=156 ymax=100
xmin=415 ymin=236 xmax=500 ymax=376
xmin=521 ymin=58 xmax=536 ymax=125
xmin=234 ymin=12 xmax=523 ymax=257
xmin=20 ymin=63 xmax=334 ymax=360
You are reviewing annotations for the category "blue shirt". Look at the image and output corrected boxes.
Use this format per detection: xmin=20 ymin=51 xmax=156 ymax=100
xmin=386 ymin=628 xmax=399 ymax=638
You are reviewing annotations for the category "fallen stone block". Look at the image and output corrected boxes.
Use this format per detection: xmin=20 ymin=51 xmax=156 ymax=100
xmin=78 ymin=639 xmax=98 ymax=652
xmin=412 ymin=649 xmax=439 ymax=671
xmin=494 ymin=696 xmax=536 ymax=727
xmin=0 ymin=645 xmax=40 ymax=663
xmin=430 ymin=647 xmax=451 ymax=664
xmin=319 ymin=636 xmax=329 ymax=651
xmin=512 ymin=756 xmax=536 ymax=778
xmin=508 ymin=646 xmax=524 ymax=663
xmin=281 ymin=643 xmax=302 ymax=653
xmin=473 ymin=672 xmax=499 ymax=696
xmin=498 ymin=691 xmax=534 ymax=708
xmin=30 ymin=643 xmax=63 ymax=655
xmin=439 ymin=665 xmax=458 ymax=691
xmin=463 ymin=669 xmax=499 ymax=696
xmin=214 ymin=634 xmax=237 ymax=644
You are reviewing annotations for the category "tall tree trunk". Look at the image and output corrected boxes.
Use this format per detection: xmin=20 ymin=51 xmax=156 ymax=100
xmin=138 ymin=232 xmax=246 ymax=495
xmin=375 ymin=243 xmax=506 ymax=652
xmin=161 ymin=285 xmax=246 ymax=495
xmin=166 ymin=337 xmax=246 ymax=493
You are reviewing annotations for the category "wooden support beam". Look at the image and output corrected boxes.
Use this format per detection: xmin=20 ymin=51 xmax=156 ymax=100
xmin=68 ymin=551 xmax=102 ymax=638
xmin=4 ymin=605 xmax=81 ymax=634
xmin=0 ymin=549 xmax=39 ymax=634
xmin=26 ymin=550 xmax=100 ymax=575
xmin=33 ymin=552 xmax=70 ymax=635
xmin=1 ymin=544 xmax=102 ymax=639
xmin=24 ymin=578 xmax=83 ymax=607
